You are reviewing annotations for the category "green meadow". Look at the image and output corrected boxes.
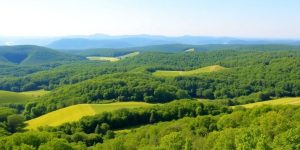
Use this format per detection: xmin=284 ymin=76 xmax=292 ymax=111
xmin=26 ymin=102 xmax=154 ymax=129
xmin=237 ymin=97 xmax=300 ymax=108
xmin=0 ymin=90 xmax=49 ymax=104
xmin=153 ymin=65 xmax=226 ymax=77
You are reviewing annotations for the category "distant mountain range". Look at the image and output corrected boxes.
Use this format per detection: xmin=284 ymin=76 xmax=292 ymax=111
xmin=0 ymin=34 xmax=300 ymax=50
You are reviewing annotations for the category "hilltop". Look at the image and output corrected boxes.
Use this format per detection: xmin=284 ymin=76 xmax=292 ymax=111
xmin=0 ymin=45 xmax=83 ymax=65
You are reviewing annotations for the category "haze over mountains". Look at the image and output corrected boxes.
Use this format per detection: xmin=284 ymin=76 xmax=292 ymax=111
xmin=1 ymin=34 xmax=300 ymax=50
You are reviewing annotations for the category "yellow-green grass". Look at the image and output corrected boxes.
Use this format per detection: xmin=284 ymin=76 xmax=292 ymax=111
xmin=26 ymin=102 xmax=154 ymax=130
xmin=118 ymin=52 xmax=140 ymax=59
xmin=153 ymin=65 xmax=226 ymax=77
xmin=236 ymin=97 xmax=300 ymax=108
xmin=0 ymin=90 xmax=49 ymax=104
xmin=185 ymin=48 xmax=195 ymax=52
xmin=0 ymin=91 xmax=31 ymax=104
xmin=19 ymin=90 xmax=50 ymax=98
xmin=86 ymin=56 xmax=120 ymax=62
xmin=87 ymin=52 xmax=140 ymax=62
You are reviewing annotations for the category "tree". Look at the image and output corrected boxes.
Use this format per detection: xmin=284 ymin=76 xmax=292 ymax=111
xmin=7 ymin=114 xmax=25 ymax=133
xmin=103 ymin=130 xmax=115 ymax=140
xmin=258 ymin=92 xmax=270 ymax=101
xmin=184 ymin=138 xmax=192 ymax=150
xmin=94 ymin=124 xmax=101 ymax=134
xmin=100 ymin=123 xmax=110 ymax=132
xmin=15 ymin=144 xmax=35 ymax=150
xmin=177 ymin=108 xmax=182 ymax=118
xmin=149 ymin=110 xmax=156 ymax=124
xmin=39 ymin=139 xmax=74 ymax=150
xmin=160 ymin=132 xmax=184 ymax=150
xmin=176 ymin=90 xmax=190 ymax=99
xmin=154 ymin=86 xmax=176 ymax=102
xmin=274 ymin=128 xmax=300 ymax=150
xmin=202 ymin=89 xmax=214 ymax=99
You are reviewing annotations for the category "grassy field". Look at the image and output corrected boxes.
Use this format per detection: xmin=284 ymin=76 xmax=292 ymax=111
xmin=19 ymin=90 xmax=50 ymax=98
xmin=87 ymin=52 xmax=140 ymax=62
xmin=26 ymin=102 xmax=154 ymax=129
xmin=185 ymin=48 xmax=195 ymax=52
xmin=153 ymin=65 xmax=226 ymax=77
xmin=0 ymin=90 xmax=49 ymax=104
xmin=237 ymin=97 xmax=300 ymax=108
xmin=118 ymin=52 xmax=140 ymax=59
xmin=86 ymin=56 xmax=119 ymax=62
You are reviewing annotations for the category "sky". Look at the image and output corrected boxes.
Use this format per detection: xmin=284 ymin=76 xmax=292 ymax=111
xmin=0 ymin=0 xmax=299 ymax=38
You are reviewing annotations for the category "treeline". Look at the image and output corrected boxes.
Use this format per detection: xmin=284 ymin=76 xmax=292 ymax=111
xmin=95 ymin=105 xmax=300 ymax=150
xmin=0 ymin=100 xmax=231 ymax=149
xmin=54 ymin=100 xmax=231 ymax=134
xmin=0 ymin=63 xmax=61 ymax=77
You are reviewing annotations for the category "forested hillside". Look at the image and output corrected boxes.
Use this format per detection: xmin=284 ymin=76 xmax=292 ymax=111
xmin=0 ymin=45 xmax=82 ymax=65
xmin=0 ymin=45 xmax=299 ymax=150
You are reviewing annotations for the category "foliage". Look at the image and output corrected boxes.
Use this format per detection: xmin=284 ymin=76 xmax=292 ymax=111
xmin=95 ymin=105 xmax=300 ymax=149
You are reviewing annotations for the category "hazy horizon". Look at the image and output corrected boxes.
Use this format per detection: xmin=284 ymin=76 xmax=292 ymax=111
xmin=1 ymin=0 xmax=300 ymax=38
xmin=0 ymin=33 xmax=300 ymax=40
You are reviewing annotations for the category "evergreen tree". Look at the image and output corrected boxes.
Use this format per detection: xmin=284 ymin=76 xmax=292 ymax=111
xmin=149 ymin=110 xmax=156 ymax=123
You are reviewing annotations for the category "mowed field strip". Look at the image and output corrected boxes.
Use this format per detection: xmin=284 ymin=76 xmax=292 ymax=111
xmin=86 ymin=56 xmax=119 ymax=62
xmin=87 ymin=52 xmax=140 ymax=62
xmin=237 ymin=97 xmax=300 ymax=108
xmin=153 ymin=65 xmax=226 ymax=77
xmin=0 ymin=90 xmax=49 ymax=104
xmin=26 ymin=102 xmax=154 ymax=129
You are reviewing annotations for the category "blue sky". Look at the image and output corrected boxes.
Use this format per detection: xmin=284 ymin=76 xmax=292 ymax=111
xmin=0 ymin=0 xmax=299 ymax=38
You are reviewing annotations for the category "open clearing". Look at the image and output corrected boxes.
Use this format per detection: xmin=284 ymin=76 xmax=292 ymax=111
xmin=26 ymin=102 xmax=154 ymax=129
xmin=87 ymin=52 xmax=140 ymax=62
xmin=185 ymin=48 xmax=195 ymax=52
xmin=153 ymin=65 xmax=226 ymax=77
xmin=86 ymin=56 xmax=119 ymax=62
xmin=19 ymin=90 xmax=50 ymax=98
xmin=118 ymin=52 xmax=140 ymax=59
xmin=237 ymin=97 xmax=300 ymax=108
xmin=0 ymin=90 xmax=49 ymax=104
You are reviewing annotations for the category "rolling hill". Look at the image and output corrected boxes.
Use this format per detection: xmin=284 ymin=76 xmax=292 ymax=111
xmin=0 ymin=45 xmax=83 ymax=65
xmin=26 ymin=102 xmax=154 ymax=129
xmin=69 ymin=44 xmax=300 ymax=58
xmin=237 ymin=97 xmax=300 ymax=108
xmin=0 ymin=90 xmax=49 ymax=104
xmin=153 ymin=65 xmax=226 ymax=77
